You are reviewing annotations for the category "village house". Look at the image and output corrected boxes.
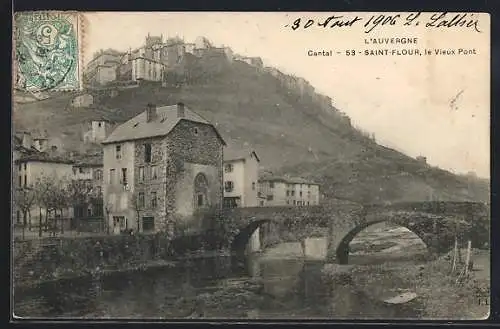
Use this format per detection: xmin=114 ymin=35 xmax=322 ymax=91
xmin=258 ymin=176 xmax=320 ymax=207
xmin=101 ymin=102 xmax=225 ymax=234
xmin=14 ymin=150 xmax=75 ymax=227
xmin=72 ymin=154 xmax=104 ymax=218
xmin=223 ymin=147 xmax=260 ymax=208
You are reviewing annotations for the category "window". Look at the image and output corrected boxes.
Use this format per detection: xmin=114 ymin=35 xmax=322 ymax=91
xmin=293 ymin=200 xmax=296 ymax=205
xmin=95 ymin=170 xmax=103 ymax=181
xmin=95 ymin=186 xmax=102 ymax=195
xmin=252 ymin=182 xmax=256 ymax=190
xmin=121 ymin=168 xmax=128 ymax=185
xmin=193 ymin=127 xmax=199 ymax=135
xmin=24 ymin=163 xmax=26 ymax=170
xmin=113 ymin=216 xmax=126 ymax=230
xmin=18 ymin=164 xmax=21 ymax=171
xmin=18 ymin=176 xmax=22 ymax=186
xmin=144 ymin=143 xmax=152 ymax=163
xmin=87 ymin=208 xmax=92 ymax=216
xmin=300 ymin=191 xmax=303 ymax=197
xmin=291 ymin=190 xmax=295 ymax=196
xmin=151 ymin=166 xmax=158 ymax=179
xmin=224 ymin=181 xmax=234 ymax=192
xmin=267 ymin=195 xmax=274 ymax=201
xmin=142 ymin=216 xmax=155 ymax=231
xmin=269 ymin=182 xmax=274 ymax=188
xmin=307 ymin=201 xmax=310 ymax=206
xmin=24 ymin=175 xmax=27 ymax=187
xmin=139 ymin=166 xmax=145 ymax=181
xmin=79 ymin=167 xmax=84 ymax=173
xmin=224 ymin=164 xmax=233 ymax=173
xmin=115 ymin=145 xmax=122 ymax=160
xmin=197 ymin=194 xmax=204 ymax=207
xmin=286 ymin=200 xmax=289 ymax=205
xmin=151 ymin=192 xmax=157 ymax=208
xmin=286 ymin=191 xmax=290 ymax=197
xmin=194 ymin=173 xmax=209 ymax=209
xmin=138 ymin=192 xmax=145 ymax=208
xmin=109 ymin=169 xmax=116 ymax=184
xmin=98 ymin=122 xmax=102 ymax=127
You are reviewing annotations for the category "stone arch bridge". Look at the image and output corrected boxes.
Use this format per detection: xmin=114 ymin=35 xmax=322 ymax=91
xmin=220 ymin=201 xmax=489 ymax=264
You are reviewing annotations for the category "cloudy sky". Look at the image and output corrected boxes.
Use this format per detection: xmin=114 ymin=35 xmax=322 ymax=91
xmin=84 ymin=12 xmax=490 ymax=178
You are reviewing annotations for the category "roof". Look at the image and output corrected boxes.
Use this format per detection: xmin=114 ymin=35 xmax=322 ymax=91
xmin=102 ymin=104 xmax=226 ymax=145
xmin=224 ymin=146 xmax=260 ymax=162
xmin=13 ymin=135 xmax=39 ymax=154
xmin=73 ymin=154 xmax=103 ymax=167
xmin=16 ymin=152 xmax=74 ymax=165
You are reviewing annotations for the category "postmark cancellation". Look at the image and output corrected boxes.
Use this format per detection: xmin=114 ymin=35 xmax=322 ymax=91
xmin=13 ymin=11 xmax=84 ymax=92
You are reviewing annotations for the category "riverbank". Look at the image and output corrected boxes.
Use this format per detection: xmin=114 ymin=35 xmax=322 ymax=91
xmin=322 ymin=248 xmax=490 ymax=319
xmin=15 ymin=258 xmax=179 ymax=290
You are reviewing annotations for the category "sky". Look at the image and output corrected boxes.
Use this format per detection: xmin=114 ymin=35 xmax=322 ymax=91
xmin=84 ymin=12 xmax=490 ymax=178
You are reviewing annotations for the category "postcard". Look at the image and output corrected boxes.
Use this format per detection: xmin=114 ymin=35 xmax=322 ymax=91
xmin=12 ymin=11 xmax=490 ymax=320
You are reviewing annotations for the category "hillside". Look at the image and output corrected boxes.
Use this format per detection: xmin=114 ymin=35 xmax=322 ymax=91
xmin=13 ymin=56 xmax=490 ymax=203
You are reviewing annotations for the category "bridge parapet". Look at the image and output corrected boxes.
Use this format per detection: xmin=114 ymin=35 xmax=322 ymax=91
xmin=363 ymin=201 xmax=490 ymax=218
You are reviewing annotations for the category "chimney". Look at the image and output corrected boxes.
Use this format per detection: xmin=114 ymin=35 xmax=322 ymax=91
xmin=22 ymin=132 xmax=32 ymax=149
xmin=146 ymin=103 xmax=157 ymax=122
xmin=177 ymin=102 xmax=185 ymax=118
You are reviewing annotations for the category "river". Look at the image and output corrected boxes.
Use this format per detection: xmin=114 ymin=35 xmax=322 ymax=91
xmin=14 ymin=235 xmax=427 ymax=319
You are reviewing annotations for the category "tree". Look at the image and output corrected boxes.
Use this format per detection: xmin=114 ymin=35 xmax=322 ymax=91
xmin=14 ymin=186 xmax=37 ymax=240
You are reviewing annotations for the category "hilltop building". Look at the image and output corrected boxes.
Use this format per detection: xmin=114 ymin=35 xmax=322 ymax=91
xmin=71 ymin=94 xmax=94 ymax=108
xmin=83 ymin=119 xmax=114 ymax=144
xmin=84 ymin=50 xmax=124 ymax=85
xmin=223 ymin=147 xmax=260 ymax=208
xmin=101 ymin=102 xmax=225 ymax=234
xmin=258 ymin=176 xmax=320 ymax=207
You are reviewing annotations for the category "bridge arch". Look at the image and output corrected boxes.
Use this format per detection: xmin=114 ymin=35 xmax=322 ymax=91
xmin=335 ymin=218 xmax=432 ymax=265
xmin=230 ymin=219 xmax=271 ymax=255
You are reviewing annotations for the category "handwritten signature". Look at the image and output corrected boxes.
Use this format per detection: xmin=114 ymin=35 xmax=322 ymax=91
xmin=285 ymin=12 xmax=482 ymax=34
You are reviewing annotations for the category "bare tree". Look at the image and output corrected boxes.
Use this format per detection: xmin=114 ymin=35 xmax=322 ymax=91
xmin=14 ymin=186 xmax=37 ymax=240
xmin=66 ymin=179 xmax=95 ymax=232
xmin=33 ymin=175 xmax=56 ymax=237
xmin=32 ymin=175 xmax=71 ymax=237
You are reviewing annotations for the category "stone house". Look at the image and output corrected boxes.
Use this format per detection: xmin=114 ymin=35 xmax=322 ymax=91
xmin=101 ymin=102 xmax=226 ymax=234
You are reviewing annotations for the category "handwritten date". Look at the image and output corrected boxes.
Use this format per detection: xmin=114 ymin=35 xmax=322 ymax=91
xmin=286 ymin=12 xmax=482 ymax=34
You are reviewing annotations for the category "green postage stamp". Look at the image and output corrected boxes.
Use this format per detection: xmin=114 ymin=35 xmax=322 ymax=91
xmin=14 ymin=12 xmax=82 ymax=92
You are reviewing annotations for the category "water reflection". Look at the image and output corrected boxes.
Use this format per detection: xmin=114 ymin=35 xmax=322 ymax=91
xmin=14 ymin=249 xmax=422 ymax=319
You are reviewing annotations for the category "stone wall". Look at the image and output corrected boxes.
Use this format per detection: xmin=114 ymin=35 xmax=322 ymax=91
xmin=14 ymin=234 xmax=177 ymax=289
xmin=167 ymin=119 xmax=224 ymax=224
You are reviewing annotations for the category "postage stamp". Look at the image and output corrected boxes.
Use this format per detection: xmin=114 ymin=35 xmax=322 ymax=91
xmin=13 ymin=11 xmax=82 ymax=92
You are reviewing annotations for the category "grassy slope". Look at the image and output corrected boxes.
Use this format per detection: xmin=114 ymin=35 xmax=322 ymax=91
xmin=13 ymin=57 xmax=489 ymax=203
